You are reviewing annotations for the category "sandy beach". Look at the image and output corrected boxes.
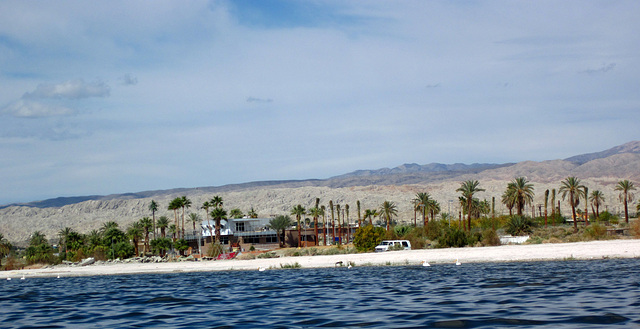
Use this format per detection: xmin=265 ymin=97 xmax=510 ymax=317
xmin=3 ymin=239 xmax=639 ymax=279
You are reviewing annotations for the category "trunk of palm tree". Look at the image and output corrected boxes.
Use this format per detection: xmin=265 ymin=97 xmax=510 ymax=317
xmin=623 ymin=196 xmax=629 ymax=224
xmin=544 ymin=189 xmax=549 ymax=228
xmin=345 ymin=205 xmax=350 ymax=244
xmin=584 ymin=187 xmax=589 ymax=226
xmin=322 ymin=207 xmax=327 ymax=246
xmin=357 ymin=200 xmax=361 ymax=228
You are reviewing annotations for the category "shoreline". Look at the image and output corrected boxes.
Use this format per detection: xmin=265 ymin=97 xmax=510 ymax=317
xmin=2 ymin=239 xmax=639 ymax=279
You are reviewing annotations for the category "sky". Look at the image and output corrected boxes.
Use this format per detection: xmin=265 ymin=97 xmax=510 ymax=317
xmin=1 ymin=0 xmax=639 ymax=205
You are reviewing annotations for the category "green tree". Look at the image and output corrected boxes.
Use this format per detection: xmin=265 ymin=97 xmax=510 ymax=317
xmin=148 ymin=200 xmax=158 ymax=237
xmin=353 ymin=225 xmax=385 ymax=252
xmin=559 ymin=176 xmax=586 ymax=231
xmin=589 ymin=190 xmax=605 ymax=220
xmin=615 ymin=180 xmax=636 ymax=224
xmin=414 ymin=192 xmax=431 ymax=227
xmin=268 ymin=215 xmax=293 ymax=248
xmin=247 ymin=207 xmax=258 ymax=218
xmin=25 ymin=231 xmax=54 ymax=264
xmin=140 ymin=217 xmax=153 ymax=253
xmin=157 ymin=216 xmax=169 ymax=238
xmin=456 ymin=180 xmax=485 ymax=231
xmin=229 ymin=208 xmax=244 ymax=219
xmin=0 ymin=233 xmax=13 ymax=259
xmin=127 ymin=221 xmax=143 ymax=257
xmin=58 ymin=227 xmax=73 ymax=255
xmin=201 ymin=201 xmax=213 ymax=243
xmin=150 ymin=237 xmax=172 ymax=256
xmin=180 ymin=196 xmax=192 ymax=239
xmin=189 ymin=213 xmax=201 ymax=235
xmin=504 ymin=177 xmax=535 ymax=216
xmin=291 ymin=204 xmax=306 ymax=247
xmin=379 ymin=201 xmax=398 ymax=231
xmin=308 ymin=206 xmax=323 ymax=247
xmin=168 ymin=198 xmax=181 ymax=239
xmin=210 ymin=207 xmax=228 ymax=243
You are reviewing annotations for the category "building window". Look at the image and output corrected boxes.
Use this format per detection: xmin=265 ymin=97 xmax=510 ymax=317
xmin=235 ymin=222 xmax=245 ymax=232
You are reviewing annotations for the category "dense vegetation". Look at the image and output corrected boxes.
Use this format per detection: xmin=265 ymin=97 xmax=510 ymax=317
xmin=2 ymin=177 xmax=639 ymax=270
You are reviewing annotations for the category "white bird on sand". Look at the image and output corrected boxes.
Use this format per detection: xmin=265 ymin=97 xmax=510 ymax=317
xmin=455 ymin=259 xmax=461 ymax=266
xmin=347 ymin=264 xmax=353 ymax=269
xmin=258 ymin=267 xmax=266 ymax=272
xmin=421 ymin=261 xmax=430 ymax=267
xmin=56 ymin=274 xmax=61 ymax=279
xmin=20 ymin=274 xmax=25 ymax=280
xmin=6 ymin=277 xmax=10 ymax=281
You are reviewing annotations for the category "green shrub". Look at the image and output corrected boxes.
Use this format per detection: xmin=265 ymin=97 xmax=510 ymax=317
xmin=584 ymin=223 xmax=608 ymax=240
xmin=353 ymin=225 xmax=385 ymax=252
xmin=257 ymin=251 xmax=278 ymax=259
xmin=437 ymin=226 xmax=469 ymax=248
xmin=481 ymin=229 xmax=501 ymax=246
xmin=505 ymin=216 xmax=534 ymax=236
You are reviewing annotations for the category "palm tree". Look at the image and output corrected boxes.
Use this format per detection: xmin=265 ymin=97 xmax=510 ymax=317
xmin=139 ymin=217 xmax=153 ymax=253
xmin=247 ymin=207 xmax=258 ymax=218
xmin=210 ymin=207 xmax=228 ymax=244
xmin=589 ymin=190 xmax=605 ymax=220
xmin=201 ymin=201 xmax=213 ymax=243
xmin=210 ymin=195 xmax=223 ymax=209
xmin=148 ymin=200 xmax=158 ymax=237
xmin=615 ymin=180 xmax=636 ymax=224
xmin=329 ymin=200 xmax=335 ymax=243
xmin=457 ymin=180 xmax=485 ymax=231
xmin=180 ymin=196 xmax=192 ymax=239
xmin=168 ymin=224 xmax=177 ymax=242
xmin=427 ymin=199 xmax=441 ymax=224
xmin=229 ymin=208 xmax=244 ymax=219
xmin=379 ymin=201 xmax=398 ymax=231
xmin=189 ymin=213 xmax=201 ymax=235
xmin=505 ymin=177 xmax=535 ymax=216
xmin=551 ymin=188 xmax=557 ymax=219
xmin=356 ymin=200 xmax=362 ymax=227
xmin=168 ymin=198 xmax=181 ymax=239
xmin=308 ymin=206 xmax=322 ymax=247
xmin=320 ymin=205 xmax=327 ymax=246
xmin=335 ymin=204 xmax=341 ymax=244
xmin=291 ymin=204 xmax=306 ymax=247
xmin=0 ymin=233 xmax=12 ymax=259
xmin=157 ymin=216 xmax=169 ymax=238
xmin=268 ymin=215 xmax=293 ymax=248
xmin=414 ymin=192 xmax=431 ymax=227
xmin=559 ymin=176 xmax=586 ymax=231
xmin=58 ymin=227 xmax=73 ymax=255
xmin=127 ymin=221 xmax=143 ymax=256
xmin=544 ymin=189 xmax=550 ymax=227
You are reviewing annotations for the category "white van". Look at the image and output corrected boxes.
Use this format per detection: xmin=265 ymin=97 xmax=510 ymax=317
xmin=375 ymin=240 xmax=411 ymax=252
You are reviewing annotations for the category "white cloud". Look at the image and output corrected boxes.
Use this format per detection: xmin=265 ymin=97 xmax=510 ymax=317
xmin=23 ymin=79 xmax=110 ymax=99
xmin=1 ymin=99 xmax=73 ymax=118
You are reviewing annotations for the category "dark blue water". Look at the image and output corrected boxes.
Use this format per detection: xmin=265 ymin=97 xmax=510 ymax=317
xmin=1 ymin=259 xmax=639 ymax=328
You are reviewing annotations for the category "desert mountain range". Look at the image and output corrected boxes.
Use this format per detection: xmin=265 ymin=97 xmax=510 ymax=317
xmin=2 ymin=141 xmax=639 ymax=244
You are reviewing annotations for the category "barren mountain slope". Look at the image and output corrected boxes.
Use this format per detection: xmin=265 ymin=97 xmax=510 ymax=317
xmin=2 ymin=142 xmax=639 ymax=244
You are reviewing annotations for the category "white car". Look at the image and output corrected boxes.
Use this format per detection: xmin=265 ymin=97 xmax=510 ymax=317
xmin=375 ymin=240 xmax=412 ymax=252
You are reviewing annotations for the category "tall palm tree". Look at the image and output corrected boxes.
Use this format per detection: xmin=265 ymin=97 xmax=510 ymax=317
xmin=247 ymin=207 xmax=258 ymax=218
xmin=58 ymin=227 xmax=73 ymax=255
xmin=229 ymin=208 xmax=244 ymax=219
xmin=201 ymin=201 xmax=213 ymax=243
xmin=308 ymin=206 xmax=322 ymax=247
xmin=379 ymin=201 xmax=398 ymax=231
xmin=615 ymin=180 xmax=636 ymax=224
xmin=148 ymin=200 xmax=158 ymax=237
xmin=356 ymin=200 xmax=362 ymax=227
xmin=544 ymin=189 xmax=550 ymax=227
xmin=126 ymin=221 xmax=143 ymax=256
xmin=329 ymin=200 xmax=335 ymax=243
xmin=559 ymin=176 xmax=586 ymax=231
xmin=583 ymin=186 xmax=589 ymax=226
xmin=157 ymin=216 xmax=169 ymax=238
xmin=268 ymin=215 xmax=293 ymax=248
xmin=414 ymin=192 xmax=431 ymax=227
xmin=210 ymin=207 xmax=228 ymax=244
xmin=291 ymin=204 xmax=306 ymax=247
xmin=345 ymin=204 xmax=350 ymax=244
xmin=589 ymin=190 xmax=605 ymax=220
xmin=456 ymin=180 xmax=485 ymax=231
xmin=168 ymin=198 xmax=181 ymax=239
xmin=551 ymin=188 xmax=557 ymax=219
xmin=139 ymin=217 xmax=153 ymax=253
xmin=320 ymin=205 xmax=327 ymax=246
xmin=210 ymin=195 xmax=223 ymax=209
xmin=335 ymin=204 xmax=341 ymax=244
xmin=505 ymin=177 xmax=535 ymax=216
xmin=189 ymin=213 xmax=201 ymax=235
xmin=180 ymin=196 xmax=192 ymax=239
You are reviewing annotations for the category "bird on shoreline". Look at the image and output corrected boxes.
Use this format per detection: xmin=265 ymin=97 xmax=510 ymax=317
xmin=421 ymin=261 xmax=430 ymax=267
xmin=455 ymin=259 xmax=461 ymax=266
xmin=258 ymin=267 xmax=266 ymax=272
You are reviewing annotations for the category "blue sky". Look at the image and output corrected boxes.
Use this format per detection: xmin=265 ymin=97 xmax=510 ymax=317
xmin=1 ymin=0 xmax=638 ymax=205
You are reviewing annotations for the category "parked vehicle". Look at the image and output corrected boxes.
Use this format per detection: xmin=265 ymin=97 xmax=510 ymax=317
xmin=375 ymin=240 xmax=411 ymax=252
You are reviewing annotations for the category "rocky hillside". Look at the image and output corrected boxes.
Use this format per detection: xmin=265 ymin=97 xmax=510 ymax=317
xmin=1 ymin=141 xmax=639 ymax=244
